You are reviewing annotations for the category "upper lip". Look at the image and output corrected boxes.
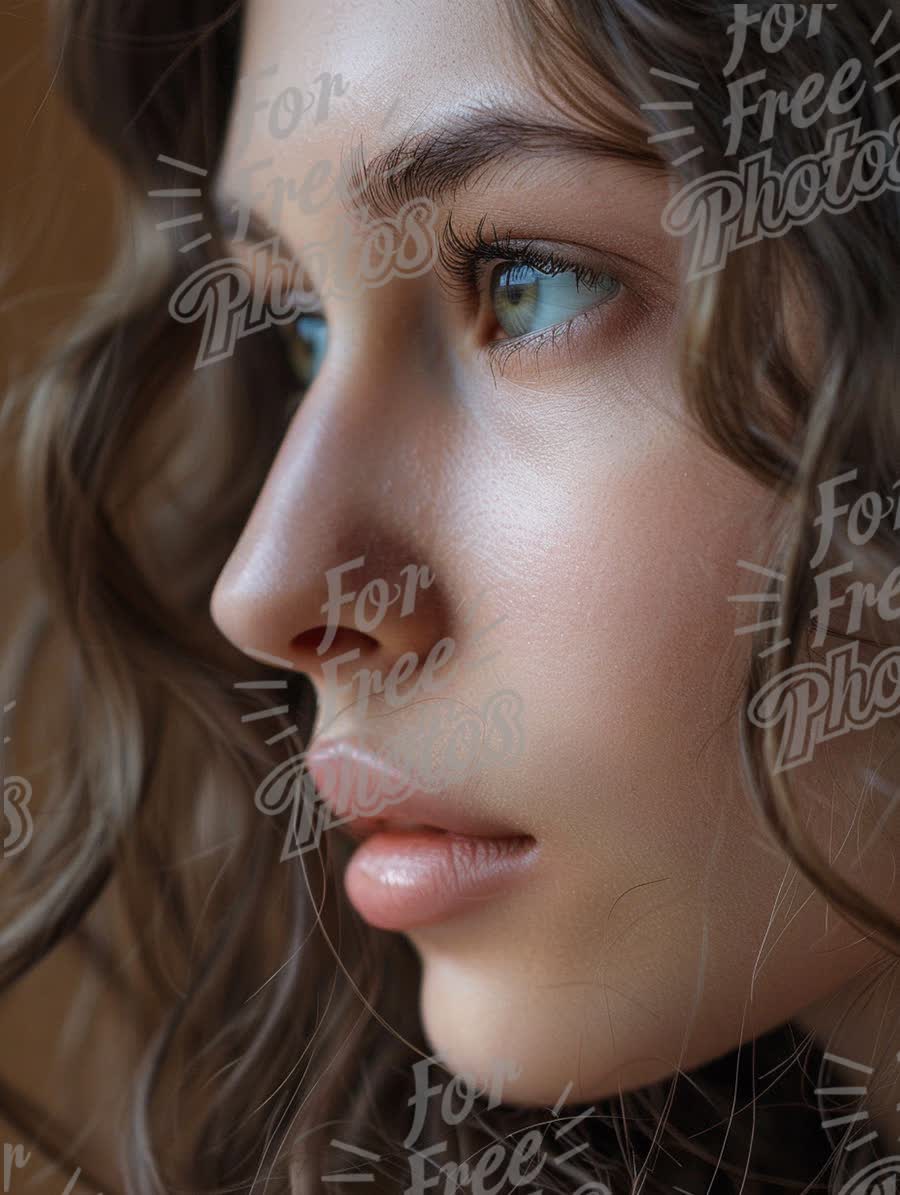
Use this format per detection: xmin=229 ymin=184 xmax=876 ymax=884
xmin=304 ymin=737 xmax=529 ymax=842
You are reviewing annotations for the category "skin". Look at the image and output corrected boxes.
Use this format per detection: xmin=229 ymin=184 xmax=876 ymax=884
xmin=209 ymin=0 xmax=897 ymax=1124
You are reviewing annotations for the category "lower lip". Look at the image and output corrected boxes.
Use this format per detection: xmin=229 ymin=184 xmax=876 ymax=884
xmin=345 ymin=830 xmax=538 ymax=930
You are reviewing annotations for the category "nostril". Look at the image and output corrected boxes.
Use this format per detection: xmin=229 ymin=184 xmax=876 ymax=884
xmin=291 ymin=626 xmax=379 ymax=657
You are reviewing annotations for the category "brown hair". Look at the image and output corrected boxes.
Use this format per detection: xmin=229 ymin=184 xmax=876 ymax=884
xmin=2 ymin=1 xmax=898 ymax=1192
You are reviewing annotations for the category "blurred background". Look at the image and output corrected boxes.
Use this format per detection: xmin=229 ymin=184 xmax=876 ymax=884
xmin=1 ymin=3 xmax=120 ymax=1190
xmin=1 ymin=0 xmax=118 ymax=550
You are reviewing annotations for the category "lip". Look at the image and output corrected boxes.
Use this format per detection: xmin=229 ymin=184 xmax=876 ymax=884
xmin=305 ymin=738 xmax=538 ymax=930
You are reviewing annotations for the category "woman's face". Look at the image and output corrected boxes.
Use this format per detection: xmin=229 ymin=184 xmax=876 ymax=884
xmin=210 ymin=0 xmax=883 ymax=1103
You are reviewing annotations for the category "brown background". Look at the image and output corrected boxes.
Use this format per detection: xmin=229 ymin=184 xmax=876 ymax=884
xmin=1 ymin=2 xmax=120 ymax=1190
xmin=0 ymin=0 xmax=118 ymax=548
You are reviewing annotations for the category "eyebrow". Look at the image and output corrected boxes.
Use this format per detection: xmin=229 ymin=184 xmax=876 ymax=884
xmin=215 ymin=103 xmax=662 ymax=246
xmin=340 ymin=105 xmax=661 ymax=220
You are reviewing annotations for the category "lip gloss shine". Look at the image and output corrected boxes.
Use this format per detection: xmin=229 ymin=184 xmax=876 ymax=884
xmin=345 ymin=829 xmax=538 ymax=930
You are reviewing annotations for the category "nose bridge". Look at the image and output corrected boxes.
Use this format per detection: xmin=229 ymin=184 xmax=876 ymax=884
xmin=210 ymin=347 xmax=452 ymax=681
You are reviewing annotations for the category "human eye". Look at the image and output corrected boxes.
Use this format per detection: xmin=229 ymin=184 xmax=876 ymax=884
xmin=437 ymin=216 xmax=630 ymax=370
xmin=224 ymin=228 xmax=328 ymax=398
xmin=280 ymin=312 xmax=328 ymax=390
xmin=489 ymin=260 xmax=619 ymax=339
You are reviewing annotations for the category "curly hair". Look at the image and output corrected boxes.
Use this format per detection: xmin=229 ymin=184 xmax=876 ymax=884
xmin=2 ymin=1 xmax=898 ymax=1192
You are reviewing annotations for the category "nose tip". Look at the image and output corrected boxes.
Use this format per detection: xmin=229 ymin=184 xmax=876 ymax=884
xmin=211 ymin=553 xmax=455 ymax=752
xmin=208 ymin=372 xmax=450 ymax=709
xmin=211 ymin=541 xmax=448 ymax=703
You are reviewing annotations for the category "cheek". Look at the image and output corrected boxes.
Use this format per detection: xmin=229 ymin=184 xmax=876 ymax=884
xmin=498 ymin=429 xmax=780 ymax=924
xmin=412 ymin=421 xmax=880 ymax=1105
xmin=477 ymin=411 xmax=769 ymax=845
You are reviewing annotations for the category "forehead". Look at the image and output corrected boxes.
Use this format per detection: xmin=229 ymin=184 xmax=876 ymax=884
xmin=225 ymin=0 xmax=535 ymax=167
xmin=214 ymin=0 xmax=662 ymax=277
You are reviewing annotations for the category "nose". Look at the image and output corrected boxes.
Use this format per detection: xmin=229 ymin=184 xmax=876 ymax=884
xmin=209 ymin=337 xmax=452 ymax=713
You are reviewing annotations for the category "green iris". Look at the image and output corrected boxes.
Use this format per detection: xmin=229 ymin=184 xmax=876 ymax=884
xmin=489 ymin=262 xmax=619 ymax=339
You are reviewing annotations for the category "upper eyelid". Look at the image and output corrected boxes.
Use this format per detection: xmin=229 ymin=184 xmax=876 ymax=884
xmin=219 ymin=200 xmax=662 ymax=283
xmin=474 ymin=247 xmax=617 ymax=292
xmin=447 ymin=244 xmax=659 ymax=342
xmin=217 ymin=181 xmax=672 ymax=312
xmin=433 ymin=218 xmax=665 ymax=308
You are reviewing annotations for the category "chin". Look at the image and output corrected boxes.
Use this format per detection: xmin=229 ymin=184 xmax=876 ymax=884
xmin=415 ymin=950 xmax=680 ymax=1108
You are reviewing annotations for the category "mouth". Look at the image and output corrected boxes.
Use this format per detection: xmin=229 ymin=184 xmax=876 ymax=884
xmin=304 ymin=738 xmax=539 ymax=930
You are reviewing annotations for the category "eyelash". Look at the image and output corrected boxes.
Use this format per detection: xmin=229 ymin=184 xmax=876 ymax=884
xmin=269 ymin=214 xmax=626 ymax=389
xmin=437 ymin=214 xmax=623 ymax=373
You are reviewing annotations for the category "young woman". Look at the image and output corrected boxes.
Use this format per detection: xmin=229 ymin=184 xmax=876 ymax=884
xmin=2 ymin=0 xmax=899 ymax=1192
